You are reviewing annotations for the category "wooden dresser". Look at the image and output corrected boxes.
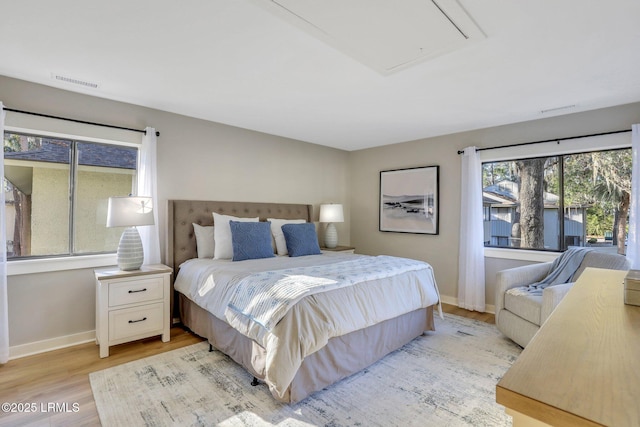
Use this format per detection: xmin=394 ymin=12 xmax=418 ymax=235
xmin=497 ymin=267 xmax=640 ymax=427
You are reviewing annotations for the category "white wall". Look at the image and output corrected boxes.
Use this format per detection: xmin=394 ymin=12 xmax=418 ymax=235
xmin=1 ymin=75 xmax=350 ymax=351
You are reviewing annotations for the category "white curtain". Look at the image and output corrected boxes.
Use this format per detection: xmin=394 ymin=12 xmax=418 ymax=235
xmin=627 ymin=124 xmax=640 ymax=269
xmin=458 ymin=146 xmax=486 ymax=312
xmin=137 ymin=127 xmax=161 ymax=265
xmin=0 ymin=103 xmax=9 ymax=363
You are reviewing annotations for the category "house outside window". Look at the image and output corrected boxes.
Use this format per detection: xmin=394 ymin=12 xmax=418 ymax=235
xmin=3 ymin=131 xmax=138 ymax=259
xmin=482 ymin=148 xmax=631 ymax=254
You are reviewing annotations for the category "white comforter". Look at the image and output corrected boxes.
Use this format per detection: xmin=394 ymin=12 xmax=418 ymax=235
xmin=174 ymin=252 xmax=441 ymax=400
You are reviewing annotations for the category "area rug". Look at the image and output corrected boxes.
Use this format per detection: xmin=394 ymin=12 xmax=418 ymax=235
xmin=90 ymin=314 xmax=521 ymax=426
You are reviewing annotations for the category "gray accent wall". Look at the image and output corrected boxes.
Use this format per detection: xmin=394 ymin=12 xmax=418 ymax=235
xmin=349 ymin=102 xmax=640 ymax=308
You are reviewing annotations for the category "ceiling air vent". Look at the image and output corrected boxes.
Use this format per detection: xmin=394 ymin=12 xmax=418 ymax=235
xmin=540 ymin=105 xmax=576 ymax=114
xmin=51 ymin=73 xmax=99 ymax=89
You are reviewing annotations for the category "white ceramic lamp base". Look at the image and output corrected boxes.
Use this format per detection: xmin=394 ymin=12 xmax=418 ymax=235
xmin=117 ymin=226 xmax=144 ymax=271
xmin=324 ymin=223 xmax=338 ymax=249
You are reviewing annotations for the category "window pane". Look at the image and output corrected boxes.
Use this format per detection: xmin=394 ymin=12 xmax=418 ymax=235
xmin=74 ymin=142 xmax=137 ymax=254
xmin=4 ymin=133 xmax=71 ymax=257
xmin=4 ymin=131 xmax=139 ymax=259
xmin=483 ymin=157 xmax=560 ymax=250
xmin=563 ymin=152 xmax=592 ymax=250
xmin=564 ymin=149 xmax=632 ymax=253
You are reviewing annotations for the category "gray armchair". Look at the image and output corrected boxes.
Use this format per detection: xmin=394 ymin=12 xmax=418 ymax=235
xmin=495 ymin=251 xmax=629 ymax=347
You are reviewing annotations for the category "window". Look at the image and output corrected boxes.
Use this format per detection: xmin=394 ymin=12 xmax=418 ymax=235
xmin=4 ymin=131 xmax=138 ymax=259
xmin=482 ymin=148 xmax=632 ymax=253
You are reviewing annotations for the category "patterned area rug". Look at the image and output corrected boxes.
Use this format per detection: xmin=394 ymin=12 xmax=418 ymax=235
xmin=90 ymin=314 xmax=521 ymax=426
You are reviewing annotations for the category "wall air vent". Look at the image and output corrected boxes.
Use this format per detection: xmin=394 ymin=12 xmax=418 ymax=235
xmin=51 ymin=73 xmax=99 ymax=89
xmin=251 ymin=0 xmax=485 ymax=75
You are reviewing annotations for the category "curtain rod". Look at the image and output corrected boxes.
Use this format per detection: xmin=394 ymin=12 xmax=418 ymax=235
xmin=3 ymin=107 xmax=160 ymax=137
xmin=456 ymin=129 xmax=630 ymax=155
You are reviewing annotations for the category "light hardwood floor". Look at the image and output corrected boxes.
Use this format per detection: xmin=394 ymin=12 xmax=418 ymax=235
xmin=0 ymin=303 xmax=494 ymax=426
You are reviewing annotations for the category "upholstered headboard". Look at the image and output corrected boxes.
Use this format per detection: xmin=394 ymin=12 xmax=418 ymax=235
xmin=167 ymin=200 xmax=313 ymax=276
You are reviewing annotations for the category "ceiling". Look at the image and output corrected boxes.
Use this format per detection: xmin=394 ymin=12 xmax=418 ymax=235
xmin=1 ymin=0 xmax=640 ymax=151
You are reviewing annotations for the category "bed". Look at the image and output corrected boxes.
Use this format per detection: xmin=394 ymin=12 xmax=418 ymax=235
xmin=167 ymin=200 xmax=441 ymax=403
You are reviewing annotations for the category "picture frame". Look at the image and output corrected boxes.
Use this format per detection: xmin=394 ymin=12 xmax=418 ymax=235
xmin=379 ymin=165 xmax=439 ymax=235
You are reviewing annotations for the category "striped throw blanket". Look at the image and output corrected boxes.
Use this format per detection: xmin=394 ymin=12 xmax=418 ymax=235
xmin=224 ymin=255 xmax=432 ymax=342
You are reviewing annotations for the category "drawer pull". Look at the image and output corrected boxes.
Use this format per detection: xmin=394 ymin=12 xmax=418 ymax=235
xmin=128 ymin=288 xmax=147 ymax=294
xmin=128 ymin=317 xmax=147 ymax=324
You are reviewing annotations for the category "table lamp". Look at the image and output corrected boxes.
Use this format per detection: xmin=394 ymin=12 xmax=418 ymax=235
xmin=319 ymin=203 xmax=344 ymax=249
xmin=106 ymin=196 xmax=154 ymax=271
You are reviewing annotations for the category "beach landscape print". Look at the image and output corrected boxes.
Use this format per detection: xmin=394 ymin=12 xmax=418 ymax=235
xmin=380 ymin=165 xmax=439 ymax=234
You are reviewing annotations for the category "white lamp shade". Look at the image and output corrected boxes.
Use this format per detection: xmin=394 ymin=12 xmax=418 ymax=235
xmin=319 ymin=204 xmax=344 ymax=223
xmin=106 ymin=196 xmax=154 ymax=227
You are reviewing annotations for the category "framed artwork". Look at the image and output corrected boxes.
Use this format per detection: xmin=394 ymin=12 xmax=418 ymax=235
xmin=379 ymin=165 xmax=439 ymax=235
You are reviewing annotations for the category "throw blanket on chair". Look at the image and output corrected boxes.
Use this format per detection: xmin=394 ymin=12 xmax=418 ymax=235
xmin=522 ymin=247 xmax=591 ymax=295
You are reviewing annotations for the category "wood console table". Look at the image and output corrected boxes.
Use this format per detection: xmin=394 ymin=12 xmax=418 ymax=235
xmin=497 ymin=267 xmax=640 ymax=427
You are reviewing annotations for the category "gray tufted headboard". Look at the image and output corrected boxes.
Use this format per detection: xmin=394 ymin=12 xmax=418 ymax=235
xmin=167 ymin=200 xmax=313 ymax=276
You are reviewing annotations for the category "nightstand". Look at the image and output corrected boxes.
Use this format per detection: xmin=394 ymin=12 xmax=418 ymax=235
xmin=321 ymin=245 xmax=356 ymax=254
xmin=95 ymin=264 xmax=172 ymax=358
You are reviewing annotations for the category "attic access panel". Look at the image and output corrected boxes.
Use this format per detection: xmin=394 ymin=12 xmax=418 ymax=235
xmin=255 ymin=0 xmax=484 ymax=74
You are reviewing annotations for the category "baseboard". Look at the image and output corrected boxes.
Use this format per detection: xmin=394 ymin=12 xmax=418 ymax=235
xmin=439 ymin=294 xmax=458 ymax=307
xmin=8 ymin=297 xmax=495 ymax=360
xmin=440 ymin=294 xmax=496 ymax=315
xmin=9 ymin=330 xmax=96 ymax=360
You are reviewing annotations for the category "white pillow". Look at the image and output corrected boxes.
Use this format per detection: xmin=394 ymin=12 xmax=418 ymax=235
xmin=192 ymin=223 xmax=214 ymax=258
xmin=213 ymin=213 xmax=259 ymax=259
xmin=268 ymin=218 xmax=306 ymax=256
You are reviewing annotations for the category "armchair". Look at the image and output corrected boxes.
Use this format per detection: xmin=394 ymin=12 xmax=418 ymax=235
xmin=495 ymin=250 xmax=629 ymax=347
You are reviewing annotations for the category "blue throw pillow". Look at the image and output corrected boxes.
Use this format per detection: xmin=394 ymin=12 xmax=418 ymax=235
xmin=282 ymin=223 xmax=322 ymax=257
xmin=230 ymin=221 xmax=275 ymax=261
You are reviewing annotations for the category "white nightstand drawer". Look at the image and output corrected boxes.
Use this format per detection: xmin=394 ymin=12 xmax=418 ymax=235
xmin=109 ymin=303 xmax=164 ymax=341
xmin=109 ymin=277 xmax=164 ymax=307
